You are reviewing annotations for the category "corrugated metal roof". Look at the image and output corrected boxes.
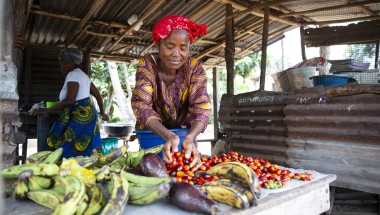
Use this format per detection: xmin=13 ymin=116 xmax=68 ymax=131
xmin=23 ymin=0 xmax=380 ymax=63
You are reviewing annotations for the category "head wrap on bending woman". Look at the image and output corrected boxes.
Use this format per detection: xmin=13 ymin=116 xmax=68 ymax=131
xmin=59 ymin=48 xmax=83 ymax=65
xmin=151 ymin=15 xmax=207 ymax=45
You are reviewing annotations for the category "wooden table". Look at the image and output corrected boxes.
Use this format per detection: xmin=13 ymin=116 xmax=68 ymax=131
xmin=4 ymin=173 xmax=336 ymax=215
xmin=19 ymin=112 xmax=58 ymax=152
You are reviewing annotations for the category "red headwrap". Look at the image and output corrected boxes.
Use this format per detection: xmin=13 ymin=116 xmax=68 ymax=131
xmin=152 ymin=15 xmax=207 ymax=45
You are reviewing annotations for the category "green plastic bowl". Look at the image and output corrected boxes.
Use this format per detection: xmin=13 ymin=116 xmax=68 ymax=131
xmin=46 ymin=101 xmax=59 ymax=108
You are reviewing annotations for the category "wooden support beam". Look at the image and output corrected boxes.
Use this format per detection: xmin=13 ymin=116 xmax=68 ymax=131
xmin=108 ymin=0 xmax=165 ymax=52
xmin=225 ymin=3 xmax=235 ymax=95
xmin=302 ymin=15 xmax=380 ymax=26
xmin=260 ymin=6 xmax=269 ymax=91
xmin=31 ymin=7 xmax=151 ymax=34
xmin=213 ymin=0 xmax=303 ymax=26
xmin=346 ymin=0 xmax=376 ymax=16
xmin=67 ymin=0 xmax=106 ymax=45
xmin=229 ymin=0 xmax=295 ymax=19
xmin=375 ymin=41 xmax=379 ymax=69
xmin=281 ymin=0 xmax=380 ymax=17
xmin=212 ymin=67 xmax=219 ymax=143
xmin=300 ymin=27 xmax=306 ymax=61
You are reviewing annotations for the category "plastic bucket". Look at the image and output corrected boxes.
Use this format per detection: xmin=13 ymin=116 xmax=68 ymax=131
xmin=101 ymin=137 xmax=119 ymax=154
xmin=135 ymin=128 xmax=189 ymax=157
xmin=272 ymin=67 xmax=317 ymax=91
xmin=311 ymin=75 xmax=349 ymax=86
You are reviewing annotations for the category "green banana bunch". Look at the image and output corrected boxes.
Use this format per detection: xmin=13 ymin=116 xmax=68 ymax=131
xmin=206 ymin=178 xmax=258 ymax=206
xmin=197 ymin=182 xmax=250 ymax=209
xmin=52 ymin=175 xmax=86 ymax=215
xmin=83 ymin=184 xmax=105 ymax=215
xmin=27 ymin=189 xmax=65 ymax=209
xmin=1 ymin=163 xmax=60 ymax=179
xmin=125 ymin=144 xmax=164 ymax=168
xmin=42 ymin=148 xmax=63 ymax=164
xmin=93 ymin=165 xmax=111 ymax=182
xmin=95 ymin=145 xmax=128 ymax=167
xmin=14 ymin=179 xmax=29 ymax=200
xmin=75 ymin=156 xmax=97 ymax=169
xmin=128 ymin=181 xmax=171 ymax=205
xmin=76 ymin=193 xmax=89 ymax=215
xmin=99 ymin=172 xmax=129 ymax=215
xmin=27 ymin=175 xmax=53 ymax=191
xmin=206 ymin=161 xmax=260 ymax=197
xmin=25 ymin=151 xmax=52 ymax=164
xmin=120 ymin=170 xmax=172 ymax=185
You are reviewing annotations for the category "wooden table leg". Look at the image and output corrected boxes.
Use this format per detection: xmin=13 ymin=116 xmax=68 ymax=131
xmin=37 ymin=113 xmax=50 ymax=152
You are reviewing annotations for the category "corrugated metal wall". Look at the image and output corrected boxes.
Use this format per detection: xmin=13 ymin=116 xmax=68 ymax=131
xmin=218 ymin=87 xmax=380 ymax=195
xmin=219 ymin=90 xmax=289 ymax=166
xmin=284 ymin=88 xmax=380 ymax=195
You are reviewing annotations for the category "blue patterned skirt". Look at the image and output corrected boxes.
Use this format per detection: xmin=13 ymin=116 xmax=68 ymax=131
xmin=47 ymin=97 xmax=102 ymax=158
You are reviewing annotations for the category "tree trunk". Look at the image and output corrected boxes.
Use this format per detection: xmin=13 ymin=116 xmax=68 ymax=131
xmin=121 ymin=63 xmax=136 ymax=125
xmin=107 ymin=61 xmax=135 ymax=123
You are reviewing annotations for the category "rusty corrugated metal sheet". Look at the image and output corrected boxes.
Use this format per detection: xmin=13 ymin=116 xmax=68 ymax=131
xmin=219 ymin=91 xmax=289 ymax=166
xmin=284 ymin=87 xmax=380 ymax=194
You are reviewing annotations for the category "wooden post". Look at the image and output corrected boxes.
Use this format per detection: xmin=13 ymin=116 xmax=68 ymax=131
xmin=375 ymin=41 xmax=379 ymax=69
xmin=212 ymin=67 xmax=219 ymax=145
xmin=225 ymin=3 xmax=235 ymax=95
xmin=300 ymin=26 xmax=307 ymax=61
xmin=260 ymin=6 xmax=270 ymax=90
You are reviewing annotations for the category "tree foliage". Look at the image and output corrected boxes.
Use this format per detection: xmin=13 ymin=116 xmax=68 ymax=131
xmin=345 ymin=43 xmax=376 ymax=62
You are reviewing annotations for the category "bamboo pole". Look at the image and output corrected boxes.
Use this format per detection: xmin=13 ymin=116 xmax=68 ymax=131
xmin=31 ymin=8 xmax=81 ymax=22
xmin=212 ymin=0 xmax=303 ymax=27
xmin=281 ymin=0 xmax=380 ymax=17
xmin=67 ymin=0 xmax=106 ymax=45
xmin=259 ymin=6 xmax=269 ymax=91
xmin=107 ymin=0 xmax=165 ymax=52
xmin=225 ymin=3 xmax=235 ymax=95
xmin=236 ymin=25 xmax=292 ymax=57
xmin=195 ymin=19 xmax=264 ymax=60
xmin=85 ymin=30 xmax=141 ymax=40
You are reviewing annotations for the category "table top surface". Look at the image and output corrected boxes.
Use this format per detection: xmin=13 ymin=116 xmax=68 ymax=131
xmin=3 ymin=170 xmax=336 ymax=215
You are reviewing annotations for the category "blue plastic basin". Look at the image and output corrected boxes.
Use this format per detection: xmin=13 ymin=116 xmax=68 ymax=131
xmin=135 ymin=128 xmax=189 ymax=157
xmin=311 ymin=75 xmax=349 ymax=86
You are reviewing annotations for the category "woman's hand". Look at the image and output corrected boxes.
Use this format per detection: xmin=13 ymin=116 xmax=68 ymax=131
xmin=100 ymin=113 xmax=109 ymax=121
xmin=182 ymin=137 xmax=202 ymax=172
xmin=162 ymin=133 xmax=180 ymax=164
xmin=31 ymin=108 xmax=48 ymax=116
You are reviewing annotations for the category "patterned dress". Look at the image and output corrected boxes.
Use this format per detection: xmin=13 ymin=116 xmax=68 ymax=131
xmin=131 ymin=54 xmax=211 ymax=132
xmin=47 ymin=97 xmax=101 ymax=158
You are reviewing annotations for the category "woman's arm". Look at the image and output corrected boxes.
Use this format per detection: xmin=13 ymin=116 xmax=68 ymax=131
xmin=90 ymin=82 xmax=109 ymax=121
xmin=32 ymin=81 xmax=79 ymax=115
